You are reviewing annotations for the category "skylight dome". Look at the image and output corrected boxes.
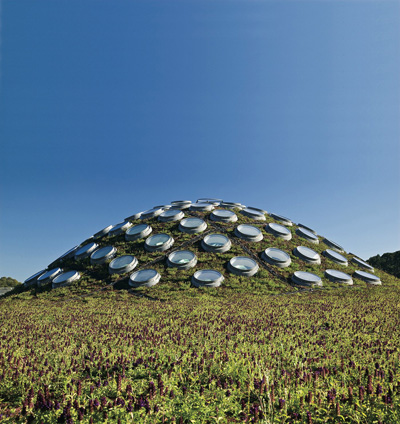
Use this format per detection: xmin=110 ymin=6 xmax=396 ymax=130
xmin=129 ymin=269 xmax=161 ymax=288
xmin=109 ymin=255 xmax=138 ymax=275
xmin=262 ymin=248 xmax=291 ymax=268
xmin=158 ymin=209 xmax=185 ymax=222
xmin=323 ymin=249 xmax=348 ymax=266
xmin=210 ymin=209 xmax=238 ymax=223
xmin=192 ymin=270 xmax=224 ymax=288
xmin=354 ymin=270 xmax=381 ymax=285
xmin=269 ymin=213 xmax=292 ymax=226
xmin=228 ymin=256 xmax=259 ymax=276
xmin=75 ymin=242 xmax=99 ymax=260
xmin=291 ymin=271 xmax=322 ymax=287
xmin=266 ymin=223 xmax=292 ymax=240
xmin=240 ymin=208 xmax=266 ymax=220
xmin=109 ymin=221 xmax=133 ymax=237
xmin=295 ymin=227 xmax=319 ymax=244
xmin=125 ymin=224 xmax=152 ymax=241
xmin=167 ymin=250 xmax=197 ymax=270
xmin=37 ymin=267 xmax=63 ymax=286
xmin=93 ymin=225 xmax=113 ymax=239
xmin=293 ymin=246 xmax=321 ymax=264
xmin=189 ymin=203 xmax=214 ymax=212
xmin=52 ymin=270 xmax=81 ymax=288
xmin=351 ymin=257 xmax=374 ymax=271
xmin=201 ymin=234 xmax=231 ymax=253
xmin=322 ymin=238 xmax=344 ymax=253
xmin=234 ymin=224 xmax=263 ymax=242
xmin=325 ymin=269 xmax=353 ymax=285
xmin=90 ymin=246 xmax=117 ymax=265
xmin=179 ymin=218 xmax=207 ymax=234
xmin=145 ymin=234 xmax=174 ymax=252
xmin=141 ymin=207 xmax=163 ymax=219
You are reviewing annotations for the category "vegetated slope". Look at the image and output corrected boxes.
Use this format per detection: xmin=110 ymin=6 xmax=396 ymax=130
xmin=368 ymin=250 xmax=400 ymax=279
xmin=0 ymin=275 xmax=400 ymax=423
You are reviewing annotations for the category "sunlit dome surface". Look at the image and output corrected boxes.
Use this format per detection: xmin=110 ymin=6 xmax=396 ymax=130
xmin=24 ymin=197 xmax=387 ymax=292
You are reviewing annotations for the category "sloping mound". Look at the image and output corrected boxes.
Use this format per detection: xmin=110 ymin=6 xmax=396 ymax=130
xmin=23 ymin=198 xmax=384 ymax=296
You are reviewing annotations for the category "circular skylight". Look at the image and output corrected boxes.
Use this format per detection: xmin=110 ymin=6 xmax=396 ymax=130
xmin=228 ymin=256 xmax=259 ymax=277
xmin=179 ymin=217 xmax=207 ymax=234
xmin=24 ymin=270 xmax=46 ymax=287
xmin=296 ymin=227 xmax=319 ymax=244
xmin=297 ymin=224 xmax=317 ymax=235
xmin=234 ymin=224 xmax=263 ymax=242
xmin=189 ymin=203 xmax=214 ymax=212
xmin=158 ymin=209 xmax=185 ymax=222
xmin=269 ymin=213 xmax=292 ymax=226
xmin=90 ymin=246 xmax=117 ymax=265
xmin=109 ymin=255 xmax=138 ymax=275
xmin=202 ymin=234 xmax=232 ymax=253
xmin=124 ymin=212 xmax=142 ymax=221
xmin=167 ymin=250 xmax=197 ymax=270
xmin=93 ymin=225 xmax=113 ymax=239
xmin=75 ymin=242 xmax=99 ymax=260
xmin=322 ymin=238 xmax=344 ymax=252
xmin=293 ymin=246 xmax=321 ymax=264
xmin=109 ymin=221 xmax=133 ymax=237
xmin=197 ymin=198 xmax=223 ymax=205
xmin=261 ymin=248 xmax=291 ymax=268
xmin=351 ymin=257 xmax=374 ymax=271
xmin=291 ymin=271 xmax=322 ymax=287
xmin=57 ymin=246 xmax=79 ymax=261
xmin=247 ymin=206 xmax=268 ymax=214
xmin=52 ymin=270 xmax=81 ymax=288
xmin=210 ymin=209 xmax=238 ymax=223
xmin=171 ymin=200 xmax=192 ymax=209
xmin=322 ymin=249 xmax=348 ymax=266
xmin=129 ymin=269 xmax=161 ymax=288
xmin=220 ymin=201 xmax=245 ymax=210
xmin=354 ymin=270 xmax=381 ymax=285
xmin=192 ymin=270 xmax=224 ymax=288
xmin=125 ymin=224 xmax=152 ymax=241
xmin=240 ymin=208 xmax=266 ymax=221
xmin=37 ymin=267 xmax=63 ymax=286
xmin=145 ymin=233 xmax=174 ymax=252
xmin=154 ymin=204 xmax=172 ymax=210
xmin=266 ymin=223 xmax=292 ymax=240
xmin=140 ymin=207 xmax=164 ymax=220
xmin=324 ymin=269 xmax=353 ymax=285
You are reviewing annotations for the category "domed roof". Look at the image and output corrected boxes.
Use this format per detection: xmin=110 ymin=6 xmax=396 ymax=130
xmin=24 ymin=198 xmax=383 ymax=292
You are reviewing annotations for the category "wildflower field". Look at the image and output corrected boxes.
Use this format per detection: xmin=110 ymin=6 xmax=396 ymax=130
xmin=1 ymin=272 xmax=400 ymax=423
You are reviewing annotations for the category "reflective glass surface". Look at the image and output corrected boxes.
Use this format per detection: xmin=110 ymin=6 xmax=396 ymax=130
xmin=111 ymin=222 xmax=128 ymax=232
xmin=168 ymin=250 xmax=195 ymax=264
xmin=352 ymin=257 xmax=373 ymax=269
xmin=53 ymin=271 xmax=79 ymax=284
xmin=355 ymin=270 xmax=379 ymax=281
xmin=270 ymin=213 xmax=292 ymax=223
xmin=194 ymin=270 xmax=222 ymax=282
xmin=75 ymin=242 xmax=98 ymax=257
xmin=25 ymin=270 xmax=45 ymax=283
xmin=59 ymin=246 xmax=78 ymax=259
xmin=126 ymin=224 xmax=149 ymax=235
xmin=264 ymin=248 xmax=290 ymax=263
xmin=212 ymin=209 xmax=235 ymax=218
xmin=323 ymin=239 xmax=344 ymax=251
xmin=297 ymin=227 xmax=318 ymax=240
xmin=131 ymin=269 xmax=158 ymax=282
xmin=180 ymin=218 xmax=205 ymax=228
xmin=268 ymin=223 xmax=291 ymax=235
xmin=146 ymin=234 xmax=171 ymax=246
xmin=294 ymin=271 xmax=321 ymax=283
xmin=230 ymin=257 xmax=257 ymax=270
xmin=91 ymin=246 xmax=115 ymax=260
xmin=298 ymin=224 xmax=316 ymax=234
xmin=325 ymin=269 xmax=351 ymax=280
xmin=236 ymin=224 xmax=261 ymax=237
xmin=38 ymin=267 xmax=61 ymax=281
xmin=242 ymin=208 xmax=264 ymax=217
xmin=324 ymin=249 xmax=348 ymax=263
xmin=296 ymin=246 xmax=320 ymax=260
xmin=203 ymin=234 xmax=229 ymax=247
xmin=110 ymin=255 xmax=135 ymax=269
xmin=160 ymin=209 xmax=183 ymax=217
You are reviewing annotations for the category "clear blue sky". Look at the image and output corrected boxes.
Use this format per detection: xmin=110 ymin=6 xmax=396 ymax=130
xmin=1 ymin=0 xmax=399 ymax=282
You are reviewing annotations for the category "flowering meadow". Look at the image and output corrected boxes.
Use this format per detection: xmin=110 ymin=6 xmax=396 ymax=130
xmin=1 ymin=273 xmax=400 ymax=423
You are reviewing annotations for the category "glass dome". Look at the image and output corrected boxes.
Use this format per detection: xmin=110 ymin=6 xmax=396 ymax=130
xmin=24 ymin=270 xmax=46 ymax=287
xmin=293 ymin=246 xmax=321 ymax=264
xmin=37 ymin=267 xmax=62 ymax=286
xmin=90 ymin=246 xmax=117 ymax=265
xmin=196 ymin=198 xmax=223 ymax=205
xmin=228 ymin=256 xmax=259 ymax=277
xmin=52 ymin=270 xmax=81 ymax=288
xmin=325 ymin=269 xmax=353 ymax=285
xmin=171 ymin=200 xmax=192 ymax=209
xmin=109 ymin=255 xmax=138 ymax=275
xmin=351 ymin=257 xmax=374 ymax=271
xmin=323 ymin=249 xmax=348 ymax=266
xmin=322 ymin=238 xmax=344 ymax=253
xmin=261 ymin=248 xmax=291 ymax=268
xmin=202 ymin=234 xmax=231 ymax=253
xmin=125 ymin=224 xmax=152 ymax=241
xmin=240 ymin=208 xmax=266 ymax=220
xmin=296 ymin=227 xmax=319 ymax=244
xmin=109 ymin=221 xmax=133 ymax=237
xmin=93 ymin=225 xmax=113 ymax=239
xmin=189 ymin=203 xmax=214 ymax=212
xmin=167 ymin=250 xmax=197 ymax=270
xmin=234 ymin=224 xmax=263 ymax=242
xmin=140 ymin=207 xmax=164 ymax=219
xmin=57 ymin=246 xmax=79 ymax=261
xmin=158 ymin=209 xmax=185 ymax=222
xmin=220 ymin=201 xmax=245 ymax=210
xmin=179 ymin=217 xmax=207 ymax=234
xmin=354 ymin=270 xmax=381 ymax=285
xmin=266 ymin=223 xmax=292 ymax=240
xmin=124 ymin=212 xmax=142 ymax=221
xmin=291 ymin=271 xmax=322 ymax=287
xmin=145 ymin=234 xmax=174 ymax=252
xmin=210 ymin=209 xmax=238 ymax=223
xmin=75 ymin=242 xmax=99 ymax=260
xmin=297 ymin=224 xmax=317 ymax=235
xmin=192 ymin=270 xmax=224 ymax=288
xmin=129 ymin=269 xmax=161 ymax=288
xmin=269 ymin=213 xmax=293 ymax=226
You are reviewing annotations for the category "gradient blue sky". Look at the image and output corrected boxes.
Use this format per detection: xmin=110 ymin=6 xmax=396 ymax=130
xmin=1 ymin=0 xmax=399 ymax=282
